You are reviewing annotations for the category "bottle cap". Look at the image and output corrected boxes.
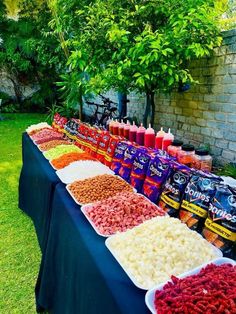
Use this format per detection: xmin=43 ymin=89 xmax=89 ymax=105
xmin=182 ymin=144 xmax=195 ymax=152
xmin=171 ymin=140 xmax=183 ymax=146
xmin=195 ymin=148 xmax=209 ymax=156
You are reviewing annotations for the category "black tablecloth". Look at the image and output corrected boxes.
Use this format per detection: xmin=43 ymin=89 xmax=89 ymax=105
xmin=19 ymin=133 xmax=149 ymax=314
xmin=36 ymin=183 xmax=149 ymax=314
xmin=18 ymin=133 xmax=60 ymax=251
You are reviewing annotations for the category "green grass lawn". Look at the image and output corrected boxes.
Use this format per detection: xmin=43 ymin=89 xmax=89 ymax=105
xmin=0 ymin=113 xmax=45 ymax=313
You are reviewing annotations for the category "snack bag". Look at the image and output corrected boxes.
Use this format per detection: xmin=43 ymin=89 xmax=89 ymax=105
xmin=110 ymin=141 xmax=129 ymax=174
xmin=118 ymin=144 xmax=139 ymax=181
xmin=129 ymin=149 xmax=151 ymax=192
xmin=104 ymin=136 xmax=120 ymax=167
xmin=81 ymin=125 xmax=90 ymax=152
xmin=142 ymin=156 xmax=171 ymax=203
xmin=179 ymin=172 xmax=221 ymax=232
xmin=158 ymin=162 xmax=191 ymax=216
xmin=96 ymin=131 xmax=111 ymax=163
xmin=202 ymin=185 xmax=236 ymax=257
xmin=90 ymin=129 xmax=101 ymax=158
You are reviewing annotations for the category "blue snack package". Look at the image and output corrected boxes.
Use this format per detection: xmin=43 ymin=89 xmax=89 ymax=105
xmin=158 ymin=161 xmax=192 ymax=216
xmin=202 ymin=184 xmax=236 ymax=257
xmin=179 ymin=171 xmax=222 ymax=232
xmin=118 ymin=144 xmax=140 ymax=181
xmin=142 ymin=155 xmax=171 ymax=203
xmin=110 ymin=141 xmax=129 ymax=174
xmin=129 ymin=149 xmax=151 ymax=192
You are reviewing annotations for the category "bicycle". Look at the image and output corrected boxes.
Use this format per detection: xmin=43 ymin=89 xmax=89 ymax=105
xmin=85 ymin=95 xmax=118 ymax=127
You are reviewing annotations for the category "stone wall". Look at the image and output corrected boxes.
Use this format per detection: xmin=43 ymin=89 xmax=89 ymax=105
xmin=83 ymin=29 xmax=236 ymax=165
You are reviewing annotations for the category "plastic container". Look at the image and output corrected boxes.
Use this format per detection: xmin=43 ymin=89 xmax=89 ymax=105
xmin=155 ymin=127 xmax=165 ymax=149
xmin=177 ymin=144 xmax=195 ymax=167
xmin=118 ymin=120 xmax=125 ymax=137
xmin=136 ymin=123 xmax=146 ymax=146
xmin=145 ymin=257 xmax=232 ymax=314
xmin=129 ymin=122 xmax=138 ymax=142
xmin=123 ymin=121 xmax=130 ymax=139
xmin=162 ymin=128 xmax=174 ymax=151
xmin=112 ymin=120 xmax=119 ymax=136
xmin=191 ymin=148 xmax=212 ymax=172
xmin=167 ymin=139 xmax=183 ymax=157
xmin=144 ymin=124 xmax=155 ymax=148
xmin=108 ymin=118 xmax=114 ymax=134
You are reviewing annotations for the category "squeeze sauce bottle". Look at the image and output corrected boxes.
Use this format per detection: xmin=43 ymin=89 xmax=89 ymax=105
xmin=129 ymin=122 xmax=138 ymax=142
xmin=124 ymin=121 xmax=130 ymax=139
xmin=108 ymin=118 xmax=114 ymax=134
xmin=118 ymin=119 xmax=125 ymax=137
xmin=144 ymin=124 xmax=155 ymax=148
xmin=113 ymin=120 xmax=119 ymax=136
xmin=155 ymin=127 xmax=165 ymax=149
xmin=162 ymin=128 xmax=174 ymax=151
xmin=136 ymin=123 xmax=146 ymax=146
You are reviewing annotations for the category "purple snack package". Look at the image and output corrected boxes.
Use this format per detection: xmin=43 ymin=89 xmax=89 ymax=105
xmin=142 ymin=155 xmax=171 ymax=203
xmin=118 ymin=144 xmax=140 ymax=181
xmin=158 ymin=161 xmax=192 ymax=216
xmin=110 ymin=141 xmax=129 ymax=174
xmin=129 ymin=149 xmax=151 ymax=192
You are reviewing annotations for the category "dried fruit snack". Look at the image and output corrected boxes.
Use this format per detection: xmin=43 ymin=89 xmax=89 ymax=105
xmin=43 ymin=144 xmax=83 ymax=160
xmin=67 ymin=174 xmax=134 ymax=205
xmin=83 ymin=192 xmax=166 ymax=235
xmin=202 ymin=185 xmax=236 ymax=257
xmin=154 ymin=262 xmax=236 ymax=314
xmin=106 ymin=216 xmax=219 ymax=289
xmin=158 ymin=162 xmax=191 ymax=216
xmin=179 ymin=171 xmax=221 ymax=232
xmin=51 ymin=152 xmax=97 ymax=170
xmin=142 ymin=155 xmax=171 ymax=203
xmin=129 ymin=149 xmax=151 ymax=192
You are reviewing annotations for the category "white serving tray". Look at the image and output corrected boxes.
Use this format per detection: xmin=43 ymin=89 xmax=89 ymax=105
xmin=105 ymin=231 xmax=223 ymax=290
xmin=145 ymin=257 xmax=236 ymax=314
xmin=81 ymin=195 xmax=167 ymax=238
xmin=66 ymin=175 xmax=137 ymax=206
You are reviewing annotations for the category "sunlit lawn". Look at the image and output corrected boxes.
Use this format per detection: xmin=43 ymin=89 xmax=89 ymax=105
xmin=0 ymin=113 xmax=45 ymax=313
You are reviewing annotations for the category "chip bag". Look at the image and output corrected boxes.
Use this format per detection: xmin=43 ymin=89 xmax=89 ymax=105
xmin=104 ymin=136 xmax=120 ymax=167
xmin=96 ymin=131 xmax=111 ymax=163
xmin=118 ymin=144 xmax=139 ymax=181
xmin=179 ymin=172 xmax=221 ymax=232
xmin=158 ymin=162 xmax=191 ymax=216
xmin=142 ymin=156 xmax=171 ymax=203
xmin=110 ymin=141 xmax=129 ymax=174
xmin=129 ymin=149 xmax=151 ymax=192
xmin=202 ymin=184 xmax=236 ymax=257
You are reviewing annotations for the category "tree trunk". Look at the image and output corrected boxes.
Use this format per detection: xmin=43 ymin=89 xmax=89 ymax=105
xmin=143 ymin=90 xmax=155 ymax=127
xmin=118 ymin=92 xmax=127 ymax=120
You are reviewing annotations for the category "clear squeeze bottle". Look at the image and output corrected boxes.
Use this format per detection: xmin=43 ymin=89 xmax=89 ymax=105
xmin=129 ymin=122 xmax=138 ymax=142
xmin=144 ymin=124 xmax=155 ymax=148
xmin=155 ymin=127 xmax=165 ymax=149
xmin=136 ymin=123 xmax=146 ymax=146
xmin=162 ymin=128 xmax=174 ymax=151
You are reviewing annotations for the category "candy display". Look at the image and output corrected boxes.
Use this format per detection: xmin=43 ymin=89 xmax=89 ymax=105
xmin=82 ymin=192 xmax=166 ymax=236
xmin=179 ymin=172 xmax=221 ymax=232
xmin=158 ymin=162 xmax=191 ymax=216
xmin=38 ymin=140 xmax=72 ymax=151
xmin=56 ymin=160 xmax=114 ymax=184
xmin=142 ymin=156 xmax=171 ymax=203
xmin=44 ymin=144 xmax=83 ymax=160
xmin=202 ymin=185 xmax=236 ymax=256
xmin=106 ymin=216 xmax=219 ymax=289
xmin=67 ymin=174 xmax=134 ymax=205
xmin=152 ymin=261 xmax=236 ymax=314
xmin=51 ymin=152 xmax=97 ymax=170
xmin=26 ymin=122 xmax=52 ymax=134
xmin=31 ymin=128 xmax=64 ymax=144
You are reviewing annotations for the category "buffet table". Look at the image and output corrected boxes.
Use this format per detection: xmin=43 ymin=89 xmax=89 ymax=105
xmin=19 ymin=133 xmax=149 ymax=314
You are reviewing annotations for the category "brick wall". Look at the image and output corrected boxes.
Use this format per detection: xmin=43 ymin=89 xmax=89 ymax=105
xmin=83 ymin=29 xmax=236 ymax=165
